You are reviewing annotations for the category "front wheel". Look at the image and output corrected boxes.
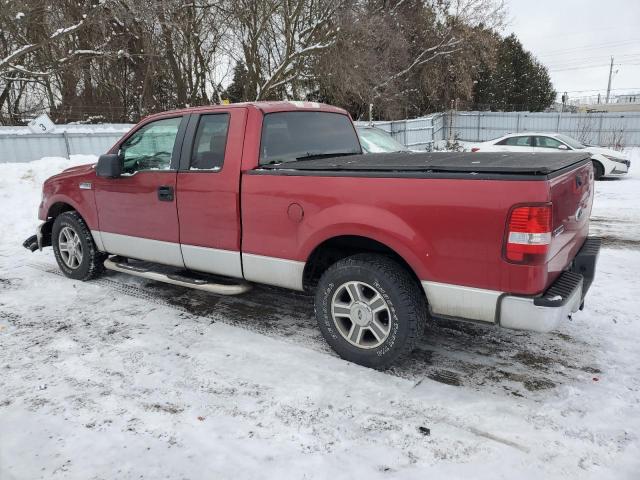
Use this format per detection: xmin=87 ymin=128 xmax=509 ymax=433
xmin=314 ymin=254 xmax=427 ymax=369
xmin=52 ymin=211 xmax=107 ymax=281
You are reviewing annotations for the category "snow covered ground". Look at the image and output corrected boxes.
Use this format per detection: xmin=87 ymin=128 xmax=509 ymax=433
xmin=1 ymin=151 xmax=639 ymax=479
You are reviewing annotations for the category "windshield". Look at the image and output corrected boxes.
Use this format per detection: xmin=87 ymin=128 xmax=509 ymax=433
xmin=259 ymin=111 xmax=361 ymax=165
xmin=555 ymin=134 xmax=585 ymax=149
xmin=358 ymin=127 xmax=410 ymax=153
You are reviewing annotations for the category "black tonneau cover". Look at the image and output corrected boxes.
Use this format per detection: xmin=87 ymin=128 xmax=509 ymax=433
xmin=262 ymin=152 xmax=591 ymax=176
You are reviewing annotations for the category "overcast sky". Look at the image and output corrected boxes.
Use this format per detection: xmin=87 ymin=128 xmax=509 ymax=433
xmin=505 ymin=0 xmax=640 ymax=101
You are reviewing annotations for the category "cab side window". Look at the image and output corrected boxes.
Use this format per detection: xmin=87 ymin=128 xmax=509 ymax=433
xmin=536 ymin=136 xmax=564 ymax=149
xmin=190 ymin=114 xmax=230 ymax=171
xmin=497 ymin=136 xmax=532 ymax=147
xmin=120 ymin=117 xmax=182 ymax=174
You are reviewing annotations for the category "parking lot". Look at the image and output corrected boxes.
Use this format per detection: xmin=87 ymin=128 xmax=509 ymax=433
xmin=1 ymin=152 xmax=639 ymax=479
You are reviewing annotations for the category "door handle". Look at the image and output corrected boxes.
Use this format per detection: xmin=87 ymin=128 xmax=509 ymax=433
xmin=157 ymin=185 xmax=174 ymax=201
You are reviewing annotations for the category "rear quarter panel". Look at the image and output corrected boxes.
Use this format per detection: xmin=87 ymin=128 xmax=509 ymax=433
xmin=240 ymin=173 xmax=556 ymax=295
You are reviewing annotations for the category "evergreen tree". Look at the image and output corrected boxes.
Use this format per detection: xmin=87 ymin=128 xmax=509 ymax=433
xmin=473 ymin=34 xmax=556 ymax=111
xmin=224 ymin=62 xmax=249 ymax=103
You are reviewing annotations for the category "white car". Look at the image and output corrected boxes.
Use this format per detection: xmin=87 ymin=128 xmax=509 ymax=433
xmin=467 ymin=132 xmax=630 ymax=179
xmin=356 ymin=126 xmax=411 ymax=153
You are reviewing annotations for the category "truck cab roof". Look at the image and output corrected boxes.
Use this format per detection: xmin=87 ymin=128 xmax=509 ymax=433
xmin=140 ymin=101 xmax=349 ymax=123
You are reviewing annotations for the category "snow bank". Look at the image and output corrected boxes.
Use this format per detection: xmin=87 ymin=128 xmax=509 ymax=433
xmin=0 ymin=155 xmax=96 ymax=244
xmin=590 ymin=148 xmax=640 ymax=244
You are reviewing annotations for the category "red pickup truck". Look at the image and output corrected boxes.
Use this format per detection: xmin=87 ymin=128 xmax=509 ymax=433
xmin=24 ymin=101 xmax=600 ymax=369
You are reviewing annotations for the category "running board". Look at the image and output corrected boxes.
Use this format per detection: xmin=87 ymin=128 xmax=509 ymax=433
xmin=104 ymin=258 xmax=251 ymax=295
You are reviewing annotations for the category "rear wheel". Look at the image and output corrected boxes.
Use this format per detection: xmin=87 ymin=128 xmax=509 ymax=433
xmin=314 ymin=254 xmax=427 ymax=369
xmin=52 ymin=211 xmax=107 ymax=281
xmin=592 ymin=160 xmax=605 ymax=180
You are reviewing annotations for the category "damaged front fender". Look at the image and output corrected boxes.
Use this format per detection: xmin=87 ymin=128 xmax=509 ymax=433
xmin=23 ymin=221 xmax=53 ymax=252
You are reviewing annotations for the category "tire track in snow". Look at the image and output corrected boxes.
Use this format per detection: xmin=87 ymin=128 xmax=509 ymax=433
xmin=24 ymin=261 xmax=598 ymax=397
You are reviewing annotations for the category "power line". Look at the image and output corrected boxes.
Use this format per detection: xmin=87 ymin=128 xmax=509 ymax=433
xmin=562 ymin=87 xmax=640 ymax=94
xmin=544 ymin=53 xmax=640 ymax=68
xmin=520 ymin=25 xmax=636 ymax=41
xmin=549 ymin=62 xmax=640 ymax=72
xmin=537 ymin=39 xmax=640 ymax=57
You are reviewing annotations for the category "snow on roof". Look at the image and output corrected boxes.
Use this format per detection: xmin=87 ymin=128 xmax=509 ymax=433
xmin=0 ymin=124 xmax=133 ymax=135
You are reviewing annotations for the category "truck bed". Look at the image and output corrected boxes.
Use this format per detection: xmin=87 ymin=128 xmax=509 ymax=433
xmin=261 ymin=152 xmax=592 ymax=178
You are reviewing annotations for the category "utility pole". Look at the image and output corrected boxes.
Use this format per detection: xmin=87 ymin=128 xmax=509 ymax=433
xmin=606 ymin=56 xmax=614 ymax=104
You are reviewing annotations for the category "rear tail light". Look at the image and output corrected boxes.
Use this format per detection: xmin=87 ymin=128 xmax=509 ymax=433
xmin=471 ymin=147 xmax=480 ymax=152
xmin=505 ymin=204 xmax=552 ymax=264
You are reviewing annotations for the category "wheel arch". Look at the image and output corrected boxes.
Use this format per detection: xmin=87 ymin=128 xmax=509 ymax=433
xmin=37 ymin=202 xmax=79 ymax=248
xmin=44 ymin=193 xmax=97 ymax=230
xmin=590 ymin=155 xmax=611 ymax=177
xmin=47 ymin=201 xmax=76 ymax=220
xmin=302 ymin=234 xmax=424 ymax=294
xmin=45 ymin=199 xmax=103 ymax=252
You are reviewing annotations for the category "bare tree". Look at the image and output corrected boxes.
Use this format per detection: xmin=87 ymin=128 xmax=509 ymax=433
xmin=231 ymin=0 xmax=344 ymax=101
xmin=0 ymin=1 xmax=113 ymax=122
xmin=313 ymin=0 xmax=505 ymax=119
xmin=0 ymin=0 xmax=508 ymax=124
xmin=573 ymin=115 xmax=597 ymax=144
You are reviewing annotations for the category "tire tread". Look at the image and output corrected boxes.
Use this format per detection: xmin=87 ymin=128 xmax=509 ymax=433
xmin=315 ymin=253 xmax=427 ymax=369
xmin=53 ymin=211 xmax=107 ymax=281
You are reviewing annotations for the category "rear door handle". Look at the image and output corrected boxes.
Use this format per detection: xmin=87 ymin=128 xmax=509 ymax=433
xmin=157 ymin=185 xmax=174 ymax=202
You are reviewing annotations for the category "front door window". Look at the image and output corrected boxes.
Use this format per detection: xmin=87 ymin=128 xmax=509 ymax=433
xmin=120 ymin=117 xmax=182 ymax=174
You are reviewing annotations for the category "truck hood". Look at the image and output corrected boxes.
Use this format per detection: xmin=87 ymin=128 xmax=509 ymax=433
xmin=46 ymin=162 xmax=96 ymax=183
xmin=62 ymin=163 xmax=96 ymax=174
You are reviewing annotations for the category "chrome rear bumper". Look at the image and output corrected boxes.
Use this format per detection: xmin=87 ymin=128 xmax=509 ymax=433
xmin=499 ymin=272 xmax=583 ymax=332
xmin=422 ymin=237 xmax=601 ymax=333
xmin=499 ymin=237 xmax=600 ymax=332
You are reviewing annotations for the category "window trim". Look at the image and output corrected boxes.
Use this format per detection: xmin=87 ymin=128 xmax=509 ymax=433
xmin=115 ymin=114 xmax=187 ymax=174
xmin=178 ymin=112 xmax=231 ymax=173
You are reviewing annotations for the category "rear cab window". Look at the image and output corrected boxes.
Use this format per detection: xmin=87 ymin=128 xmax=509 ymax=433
xmin=259 ymin=111 xmax=361 ymax=165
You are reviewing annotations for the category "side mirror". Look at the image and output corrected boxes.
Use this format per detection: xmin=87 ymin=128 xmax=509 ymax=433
xmin=96 ymin=153 xmax=122 ymax=178
xmin=558 ymin=144 xmax=569 ymax=150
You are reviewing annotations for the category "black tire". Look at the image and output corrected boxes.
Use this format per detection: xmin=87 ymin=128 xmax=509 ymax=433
xmin=314 ymin=253 xmax=427 ymax=369
xmin=592 ymin=160 xmax=605 ymax=180
xmin=52 ymin=211 xmax=107 ymax=281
